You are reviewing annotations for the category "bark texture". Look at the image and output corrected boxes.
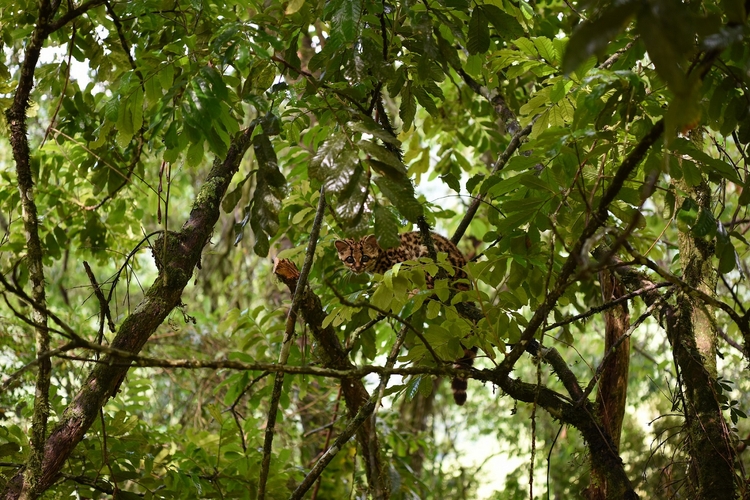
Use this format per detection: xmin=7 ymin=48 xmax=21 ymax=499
xmin=673 ymin=179 xmax=733 ymax=499
xmin=1 ymin=127 xmax=256 ymax=500
xmin=274 ymin=259 xmax=391 ymax=499
xmin=585 ymin=272 xmax=631 ymax=500
xmin=599 ymin=248 xmax=738 ymax=500
xmin=4 ymin=1 xmax=104 ymax=497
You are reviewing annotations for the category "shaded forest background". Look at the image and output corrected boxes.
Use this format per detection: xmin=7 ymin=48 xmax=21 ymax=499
xmin=2 ymin=0 xmax=750 ymax=499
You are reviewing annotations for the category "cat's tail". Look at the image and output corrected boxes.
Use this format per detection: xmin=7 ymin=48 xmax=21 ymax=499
xmin=451 ymin=346 xmax=479 ymax=405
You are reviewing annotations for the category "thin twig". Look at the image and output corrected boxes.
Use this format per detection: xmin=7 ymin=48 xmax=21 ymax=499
xmin=40 ymin=20 xmax=75 ymax=148
xmin=576 ymin=299 xmax=663 ymax=406
xmin=497 ymin=119 xmax=665 ymax=378
xmin=227 ymin=371 xmax=270 ymax=453
xmin=624 ymin=242 xmax=750 ymax=350
xmin=329 ymin=284 xmax=443 ymax=365
xmin=451 ymin=119 xmax=535 ymax=245
xmin=718 ymin=329 xmax=744 ymax=354
xmin=544 ymin=282 xmax=671 ymax=331
xmin=257 ymin=187 xmax=326 ymax=500
xmin=83 ymin=261 xmax=116 ymax=344
xmin=310 ymin=386 xmax=342 ymax=500
xmin=290 ymin=399 xmax=377 ymax=500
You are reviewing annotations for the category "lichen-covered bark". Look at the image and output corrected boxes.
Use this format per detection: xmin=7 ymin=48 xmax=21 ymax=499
xmin=601 ymin=249 xmax=737 ymax=499
xmin=672 ymin=178 xmax=733 ymax=500
xmin=1 ymin=127 xmax=256 ymax=500
xmin=5 ymin=2 xmax=58 ymax=497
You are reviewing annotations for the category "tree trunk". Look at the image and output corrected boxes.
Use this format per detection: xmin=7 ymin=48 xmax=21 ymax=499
xmin=585 ymin=272 xmax=631 ymax=500
xmin=670 ymin=178 xmax=734 ymax=499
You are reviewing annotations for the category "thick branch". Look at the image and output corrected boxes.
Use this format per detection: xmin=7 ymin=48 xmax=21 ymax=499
xmin=49 ymin=0 xmax=106 ymax=32
xmin=1 ymin=125 xmax=256 ymax=500
xmin=274 ymin=259 xmax=390 ymax=499
xmin=473 ymin=361 xmax=637 ymax=499
xmin=5 ymin=1 xmax=60 ymax=496
xmin=497 ymin=119 xmax=665 ymax=378
xmin=596 ymin=248 xmax=736 ymax=499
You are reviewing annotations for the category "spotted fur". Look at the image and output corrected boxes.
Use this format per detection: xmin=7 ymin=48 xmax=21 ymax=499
xmin=334 ymin=231 xmax=467 ymax=285
xmin=335 ymin=231 xmax=474 ymax=405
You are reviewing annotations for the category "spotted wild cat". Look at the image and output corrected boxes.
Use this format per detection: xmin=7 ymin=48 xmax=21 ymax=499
xmin=334 ymin=231 xmax=475 ymax=404
xmin=334 ymin=231 xmax=467 ymax=286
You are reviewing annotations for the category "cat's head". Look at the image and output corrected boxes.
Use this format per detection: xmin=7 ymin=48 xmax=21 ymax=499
xmin=334 ymin=235 xmax=380 ymax=274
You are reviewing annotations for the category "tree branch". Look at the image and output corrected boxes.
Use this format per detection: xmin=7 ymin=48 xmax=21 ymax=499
xmin=273 ymin=259 xmax=391 ymax=499
xmin=290 ymin=400 xmax=377 ymax=500
xmin=48 ymin=0 xmax=106 ymax=33
xmin=496 ymin=119 xmax=665 ymax=379
xmin=451 ymin=120 xmax=535 ymax=245
xmin=1 ymin=123 xmax=257 ymax=499
xmin=4 ymin=1 xmax=60 ymax=495
xmin=624 ymin=243 xmax=750 ymax=356
xmin=257 ymin=188 xmax=326 ymax=500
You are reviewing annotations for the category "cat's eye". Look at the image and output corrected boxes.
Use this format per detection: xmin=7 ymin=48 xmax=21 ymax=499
xmin=346 ymin=256 xmax=355 ymax=263
xmin=361 ymin=256 xmax=370 ymax=262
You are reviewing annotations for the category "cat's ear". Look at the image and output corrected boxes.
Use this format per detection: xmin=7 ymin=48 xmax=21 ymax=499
xmin=362 ymin=234 xmax=380 ymax=250
xmin=334 ymin=240 xmax=349 ymax=253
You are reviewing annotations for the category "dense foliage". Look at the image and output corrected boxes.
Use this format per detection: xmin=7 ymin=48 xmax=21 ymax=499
xmin=2 ymin=0 xmax=750 ymax=499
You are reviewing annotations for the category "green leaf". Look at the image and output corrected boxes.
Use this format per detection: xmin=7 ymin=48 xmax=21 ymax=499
xmin=159 ymin=63 xmax=174 ymax=90
xmin=247 ymin=134 xmax=286 ymax=256
xmin=435 ymin=29 xmax=462 ymax=70
xmin=357 ymin=140 xmax=407 ymax=174
xmin=406 ymin=376 xmax=421 ymax=402
xmin=373 ymin=204 xmax=400 ymax=249
xmin=286 ymin=0 xmax=305 ymax=15
xmin=222 ymin=173 xmax=251 ymax=213
xmin=116 ymin=96 xmax=133 ymax=136
xmin=246 ymin=60 xmax=276 ymax=93
xmin=371 ymin=283 xmax=393 ymax=310
xmin=467 ymin=8 xmax=490 ymax=55
xmin=374 ymin=175 xmax=424 ymax=223
xmin=562 ymin=1 xmax=639 ymax=74
xmin=254 ymin=134 xmax=285 ymax=190
xmin=186 ymin=141 xmax=204 ymax=167
xmin=0 ymin=442 xmax=21 ymax=458
xmin=682 ymin=159 xmax=702 ymax=187
xmin=200 ymin=65 xmax=229 ymax=102
xmin=716 ymin=224 xmax=736 ymax=274
xmin=691 ymin=207 xmax=715 ymax=238
xmin=350 ymin=120 xmax=401 ymax=146
xmin=440 ymin=173 xmax=461 ymax=193
xmin=426 ymin=299 xmax=440 ymax=319
xmin=533 ymin=37 xmax=557 ymax=66
xmin=333 ymin=0 xmax=361 ymax=42
xmin=739 ymin=183 xmax=750 ymax=206
xmin=400 ymin=82 xmax=416 ymax=130
xmin=481 ymin=5 xmax=524 ymax=40
xmin=418 ymin=375 xmax=434 ymax=397
xmin=637 ymin=7 xmax=688 ymax=97
xmin=413 ymin=86 xmax=438 ymax=116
